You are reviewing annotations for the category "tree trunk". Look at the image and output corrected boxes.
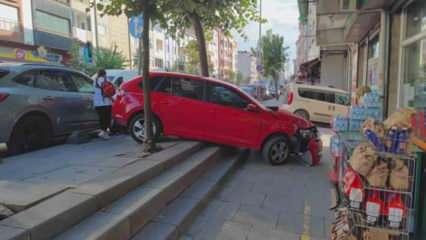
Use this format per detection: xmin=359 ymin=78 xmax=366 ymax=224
xmin=274 ymin=77 xmax=279 ymax=100
xmin=189 ymin=13 xmax=209 ymax=77
xmin=142 ymin=1 xmax=156 ymax=153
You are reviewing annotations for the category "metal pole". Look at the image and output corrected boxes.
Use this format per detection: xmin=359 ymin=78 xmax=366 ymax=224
xmin=127 ymin=17 xmax=133 ymax=70
xmin=93 ymin=0 xmax=99 ymax=49
xmin=257 ymin=0 xmax=262 ymax=82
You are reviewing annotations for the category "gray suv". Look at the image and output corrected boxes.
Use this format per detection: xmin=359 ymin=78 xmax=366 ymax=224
xmin=0 ymin=63 xmax=99 ymax=154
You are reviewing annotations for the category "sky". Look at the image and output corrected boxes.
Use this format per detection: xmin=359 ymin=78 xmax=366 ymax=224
xmin=233 ymin=0 xmax=300 ymax=74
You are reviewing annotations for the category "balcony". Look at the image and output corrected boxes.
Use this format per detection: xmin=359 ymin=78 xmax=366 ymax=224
xmin=343 ymin=11 xmax=380 ymax=42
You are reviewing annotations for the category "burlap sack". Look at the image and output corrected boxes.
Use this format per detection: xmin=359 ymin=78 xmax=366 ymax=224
xmin=389 ymin=159 xmax=410 ymax=191
xmin=384 ymin=108 xmax=416 ymax=129
xmin=349 ymin=142 xmax=378 ymax=177
xmin=363 ymin=230 xmax=389 ymax=240
xmin=367 ymin=161 xmax=389 ymax=188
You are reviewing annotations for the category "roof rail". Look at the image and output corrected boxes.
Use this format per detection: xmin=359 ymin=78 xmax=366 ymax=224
xmin=21 ymin=62 xmax=64 ymax=67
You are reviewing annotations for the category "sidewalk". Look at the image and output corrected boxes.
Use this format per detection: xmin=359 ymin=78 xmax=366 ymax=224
xmin=182 ymin=128 xmax=334 ymax=240
xmin=0 ymin=135 xmax=177 ymax=212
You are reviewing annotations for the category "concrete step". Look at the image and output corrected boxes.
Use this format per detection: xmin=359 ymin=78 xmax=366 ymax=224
xmin=54 ymin=146 xmax=223 ymax=240
xmin=0 ymin=141 xmax=202 ymax=240
xmin=132 ymin=150 xmax=248 ymax=240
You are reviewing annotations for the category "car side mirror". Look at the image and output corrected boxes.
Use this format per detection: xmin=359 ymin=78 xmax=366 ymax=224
xmin=246 ymin=103 xmax=260 ymax=112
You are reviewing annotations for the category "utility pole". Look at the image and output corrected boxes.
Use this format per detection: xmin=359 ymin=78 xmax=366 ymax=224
xmin=92 ymin=0 xmax=100 ymax=49
xmin=127 ymin=17 xmax=133 ymax=70
xmin=256 ymin=0 xmax=263 ymax=85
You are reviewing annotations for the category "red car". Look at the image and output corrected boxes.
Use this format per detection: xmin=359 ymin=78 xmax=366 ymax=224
xmin=113 ymin=72 xmax=322 ymax=165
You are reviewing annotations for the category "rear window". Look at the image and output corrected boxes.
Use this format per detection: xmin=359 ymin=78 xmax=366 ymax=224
xmin=0 ymin=69 xmax=9 ymax=79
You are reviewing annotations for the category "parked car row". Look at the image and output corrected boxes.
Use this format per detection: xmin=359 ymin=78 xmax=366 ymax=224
xmin=0 ymin=63 xmax=322 ymax=165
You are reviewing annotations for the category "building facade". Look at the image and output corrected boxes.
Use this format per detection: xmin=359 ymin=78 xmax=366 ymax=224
xmin=236 ymin=50 xmax=258 ymax=84
xmin=296 ymin=0 xmax=321 ymax=85
xmin=315 ymin=0 xmax=426 ymax=117
xmin=216 ymin=30 xmax=237 ymax=82
xmin=0 ymin=0 xmax=71 ymax=63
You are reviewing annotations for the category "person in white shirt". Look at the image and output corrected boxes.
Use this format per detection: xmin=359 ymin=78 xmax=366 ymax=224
xmin=93 ymin=69 xmax=112 ymax=139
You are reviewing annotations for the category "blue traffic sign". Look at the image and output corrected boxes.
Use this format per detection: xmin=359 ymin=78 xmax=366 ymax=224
xmin=129 ymin=15 xmax=144 ymax=38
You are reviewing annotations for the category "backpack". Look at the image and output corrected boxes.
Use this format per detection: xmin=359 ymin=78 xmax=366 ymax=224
xmin=96 ymin=78 xmax=116 ymax=98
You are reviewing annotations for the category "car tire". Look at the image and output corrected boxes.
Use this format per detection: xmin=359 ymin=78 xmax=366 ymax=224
xmin=8 ymin=115 xmax=52 ymax=155
xmin=262 ymin=135 xmax=290 ymax=165
xmin=294 ymin=109 xmax=310 ymax=121
xmin=129 ymin=113 xmax=161 ymax=144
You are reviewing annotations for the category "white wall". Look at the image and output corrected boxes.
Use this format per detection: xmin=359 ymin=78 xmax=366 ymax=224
xmin=22 ymin=0 xmax=34 ymax=45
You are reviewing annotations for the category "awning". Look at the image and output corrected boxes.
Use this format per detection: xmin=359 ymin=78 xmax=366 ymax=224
xmin=300 ymin=58 xmax=320 ymax=70
xmin=344 ymin=12 xmax=380 ymax=42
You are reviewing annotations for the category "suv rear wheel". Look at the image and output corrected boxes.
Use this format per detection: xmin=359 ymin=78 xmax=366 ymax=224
xmin=129 ymin=113 xmax=161 ymax=143
xmin=8 ymin=115 xmax=52 ymax=155
xmin=262 ymin=135 xmax=290 ymax=165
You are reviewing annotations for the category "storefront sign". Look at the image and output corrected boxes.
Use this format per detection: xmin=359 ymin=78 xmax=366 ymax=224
xmin=0 ymin=47 xmax=47 ymax=62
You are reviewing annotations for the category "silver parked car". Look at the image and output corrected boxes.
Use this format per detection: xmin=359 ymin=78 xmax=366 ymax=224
xmin=0 ymin=62 xmax=99 ymax=154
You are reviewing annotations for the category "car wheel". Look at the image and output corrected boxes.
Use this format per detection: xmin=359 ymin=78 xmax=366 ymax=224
xmin=294 ymin=109 xmax=310 ymax=121
xmin=129 ymin=113 xmax=161 ymax=143
xmin=262 ymin=135 xmax=290 ymax=165
xmin=8 ymin=115 xmax=52 ymax=155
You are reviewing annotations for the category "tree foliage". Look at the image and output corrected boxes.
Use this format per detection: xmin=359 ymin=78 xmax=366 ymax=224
xmin=69 ymin=42 xmax=127 ymax=75
xmin=158 ymin=0 xmax=262 ymax=77
xmin=259 ymin=30 xmax=289 ymax=98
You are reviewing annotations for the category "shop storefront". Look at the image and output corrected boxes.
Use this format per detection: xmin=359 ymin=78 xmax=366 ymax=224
xmin=398 ymin=0 xmax=426 ymax=108
xmin=0 ymin=46 xmax=66 ymax=64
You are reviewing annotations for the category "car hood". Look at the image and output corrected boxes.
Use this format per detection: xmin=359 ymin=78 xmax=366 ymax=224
xmin=272 ymin=109 xmax=313 ymax=129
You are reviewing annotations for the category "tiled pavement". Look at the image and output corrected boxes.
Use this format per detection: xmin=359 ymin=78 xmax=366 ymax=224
xmin=182 ymin=128 xmax=334 ymax=240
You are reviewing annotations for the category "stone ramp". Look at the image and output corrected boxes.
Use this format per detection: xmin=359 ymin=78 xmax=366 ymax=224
xmin=0 ymin=135 xmax=178 ymax=212
xmin=0 ymin=141 xmax=202 ymax=240
xmin=132 ymin=151 xmax=247 ymax=240
xmin=55 ymin=146 xmax=224 ymax=240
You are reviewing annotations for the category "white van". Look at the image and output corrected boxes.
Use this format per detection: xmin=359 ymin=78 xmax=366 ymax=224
xmin=280 ymin=83 xmax=350 ymax=123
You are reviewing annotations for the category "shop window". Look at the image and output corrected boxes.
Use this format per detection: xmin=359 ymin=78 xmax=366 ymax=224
xmin=401 ymin=0 xmax=426 ymax=107
xmin=405 ymin=0 xmax=426 ymax=39
xmin=35 ymin=11 xmax=70 ymax=37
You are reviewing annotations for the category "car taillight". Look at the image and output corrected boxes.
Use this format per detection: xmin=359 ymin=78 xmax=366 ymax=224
xmin=0 ymin=93 xmax=9 ymax=103
xmin=287 ymin=91 xmax=294 ymax=105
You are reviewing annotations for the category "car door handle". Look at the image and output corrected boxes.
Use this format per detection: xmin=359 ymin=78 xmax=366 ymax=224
xmin=43 ymin=96 xmax=55 ymax=101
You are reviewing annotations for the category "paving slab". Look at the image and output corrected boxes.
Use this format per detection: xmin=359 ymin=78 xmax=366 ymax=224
xmin=1 ymin=191 xmax=98 ymax=240
xmin=0 ymin=181 xmax=68 ymax=212
xmin=0 ymin=225 xmax=28 ymax=240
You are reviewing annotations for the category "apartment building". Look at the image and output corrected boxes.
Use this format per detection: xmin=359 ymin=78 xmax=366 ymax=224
xmin=236 ymin=50 xmax=258 ymax=84
xmin=296 ymin=1 xmax=321 ymax=86
xmin=216 ymin=30 xmax=237 ymax=82
xmin=0 ymin=0 xmax=70 ymax=63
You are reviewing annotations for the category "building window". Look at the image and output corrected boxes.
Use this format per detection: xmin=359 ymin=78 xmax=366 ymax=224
xmin=156 ymin=39 xmax=163 ymax=51
xmin=154 ymin=58 xmax=164 ymax=69
xmin=401 ymin=0 xmax=426 ymax=107
xmin=35 ymin=11 xmax=70 ymax=37
xmin=0 ymin=3 xmax=19 ymax=32
xmin=74 ymin=11 xmax=91 ymax=31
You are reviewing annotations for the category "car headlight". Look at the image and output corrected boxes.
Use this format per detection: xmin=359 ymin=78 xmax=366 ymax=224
xmin=299 ymin=128 xmax=316 ymax=139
